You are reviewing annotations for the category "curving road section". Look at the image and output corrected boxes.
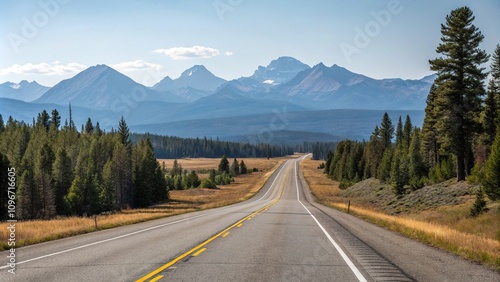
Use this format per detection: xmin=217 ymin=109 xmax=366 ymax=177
xmin=0 ymin=155 xmax=498 ymax=281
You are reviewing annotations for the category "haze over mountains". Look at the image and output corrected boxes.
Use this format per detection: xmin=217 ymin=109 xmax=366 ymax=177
xmin=0 ymin=56 xmax=433 ymax=141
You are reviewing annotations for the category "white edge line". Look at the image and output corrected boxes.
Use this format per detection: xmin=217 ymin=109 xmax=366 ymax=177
xmin=257 ymin=160 xmax=287 ymax=201
xmin=0 ymin=158 xmax=289 ymax=270
xmin=294 ymin=156 xmax=367 ymax=282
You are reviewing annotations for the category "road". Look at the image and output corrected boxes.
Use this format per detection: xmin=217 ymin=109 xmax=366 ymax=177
xmin=1 ymin=155 xmax=499 ymax=281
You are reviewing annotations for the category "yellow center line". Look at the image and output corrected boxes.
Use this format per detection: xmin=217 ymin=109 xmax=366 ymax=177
xmin=192 ymin=248 xmax=206 ymax=257
xmin=237 ymin=223 xmax=243 ymax=227
xmin=222 ymin=232 xmax=230 ymax=238
xmin=149 ymin=275 xmax=163 ymax=282
xmin=135 ymin=161 xmax=291 ymax=282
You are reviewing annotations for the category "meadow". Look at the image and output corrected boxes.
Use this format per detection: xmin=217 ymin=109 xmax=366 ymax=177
xmin=0 ymin=157 xmax=285 ymax=250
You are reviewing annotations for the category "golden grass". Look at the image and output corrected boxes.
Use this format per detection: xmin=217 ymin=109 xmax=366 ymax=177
xmin=300 ymin=157 xmax=500 ymax=270
xmin=0 ymin=157 xmax=287 ymax=251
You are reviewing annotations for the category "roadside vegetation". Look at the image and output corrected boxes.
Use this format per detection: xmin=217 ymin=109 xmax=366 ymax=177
xmin=302 ymin=157 xmax=500 ymax=270
xmin=0 ymin=157 xmax=284 ymax=250
xmin=308 ymin=6 xmax=500 ymax=270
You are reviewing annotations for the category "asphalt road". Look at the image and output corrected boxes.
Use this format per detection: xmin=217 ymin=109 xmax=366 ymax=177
xmin=1 ymin=155 xmax=499 ymax=281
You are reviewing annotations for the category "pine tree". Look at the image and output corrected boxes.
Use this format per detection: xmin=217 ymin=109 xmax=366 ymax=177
xmin=470 ymin=189 xmax=488 ymax=217
xmin=170 ymin=159 xmax=183 ymax=177
xmin=240 ymin=160 xmax=248 ymax=174
xmin=66 ymin=176 xmax=84 ymax=215
xmin=429 ymin=6 xmax=489 ymax=181
xmin=395 ymin=116 xmax=404 ymax=150
xmin=18 ymin=168 xmax=36 ymax=219
xmin=33 ymin=143 xmax=56 ymax=218
xmin=403 ymin=115 xmax=413 ymax=152
xmin=230 ymin=158 xmax=240 ymax=176
xmin=85 ymin=118 xmax=94 ymax=135
xmin=118 ymin=117 xmax=132 ymax=148
xmin=422 ymin=84 xmax=440 ymax=167
xmin=379 ymin=112 xmax=394 ymax=150
xmin=483 ymin=128 xmax=500 ymax=200
xmin=377 ymin=148 xmax=393 ymax=182
xmin=218 ymin=154 xmax=230 ymax=174
xmin=37 ymin=110 xmax=51 ymax=130
xmin=100 ymin=160 xmax=116 ymax=211
xmin=51 ymin=109 xmax=61 ymax=130
xmin=391 ymin=148 xmax=409 ymax=195
xmin=408 ymin=128 xmax=426 ymax=190
xmin=52 ymin=148 xmax=73 ymax=215
xmin=111 ymin=142 xmax=131 ymax=209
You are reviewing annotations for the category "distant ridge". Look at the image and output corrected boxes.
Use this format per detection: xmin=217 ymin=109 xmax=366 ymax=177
xmin=0 ymin=80 xmax=49 ymax=102
xmin=35 ymin=64 xmax=186 ymax=108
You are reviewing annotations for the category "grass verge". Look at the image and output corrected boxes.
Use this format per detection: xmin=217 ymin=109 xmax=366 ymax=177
xmin=300 ymin=157 xmax=500 ymax=270
xmin=0 ymin=157 xmax=287 ymax=251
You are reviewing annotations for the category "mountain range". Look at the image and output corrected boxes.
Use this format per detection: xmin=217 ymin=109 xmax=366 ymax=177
xmin=0 ymin=80 xmax=50 ymax=102
xmin=0 ymin=56 xmax=433 ymax=141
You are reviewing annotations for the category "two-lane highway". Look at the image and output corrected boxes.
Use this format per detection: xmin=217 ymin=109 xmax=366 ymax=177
xmin=1 ymin=155 xmax=499 ymax=281
xmin=139 ymin=155 xmax=368 ymax=281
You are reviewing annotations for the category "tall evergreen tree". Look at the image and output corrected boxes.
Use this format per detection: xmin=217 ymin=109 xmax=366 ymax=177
xmin=429 ymin=6 xmax=489 ymax=181
xmin=112 ymin=142 xmax=132 ymax=209
xmin=100 ymin=160 xmax=116 ymax=211
xmin=218 ymin=154 xmax=230 ymax=174
xmin=118 ymin=117 xmax=132 ymax=148
xmin=52 ymin=148 xmax=73 ymax=215
xmin=37 ymin=110 xmax=51 ymax=130
xmin=34 ymin=143 xmax=56 ymax=218
xmin=239 ymin=160 xmax=248 ymax=174
xmin=18 ymin=168 xmax=36 ymax=219
xmin=51 ymin=109 xmax=61 ymax=130
xmin=379 ymin=113 xmax=394 ymax=150
xmin=391 ymin=148 xmax=410 ymax=195
xmin=422 ymin=84 xmax=440 ymax=167
xmin=84 ymin=118 xmax=94 ymax=135
xmin=395 ymin=116 xmax=404 ymax=150
xmin=230 ymin=158 xmax=240 ymax=176
xmin=408 ymin=128 xmax=426 ymax=190
xmin=403 ymin=115 xmax=413 ymax=152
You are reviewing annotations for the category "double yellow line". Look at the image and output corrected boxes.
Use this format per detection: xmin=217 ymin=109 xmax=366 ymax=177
xmin=135 ymin=161 xmax=291 ymax=282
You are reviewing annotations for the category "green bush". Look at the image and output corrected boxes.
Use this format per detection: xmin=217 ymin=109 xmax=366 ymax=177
xmin=200 ymin=178 xmax=217 ymax=189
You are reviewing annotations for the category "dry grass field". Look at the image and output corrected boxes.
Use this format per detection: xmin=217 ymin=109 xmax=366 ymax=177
xmin=300 ymin=156 xmax=500 ymax=270
xmin=0 ymin=156 xmax=290 ymax=251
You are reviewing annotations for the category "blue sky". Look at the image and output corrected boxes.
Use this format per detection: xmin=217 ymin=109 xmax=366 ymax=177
xmin=1 ymin=0 xmax=499 ymax=86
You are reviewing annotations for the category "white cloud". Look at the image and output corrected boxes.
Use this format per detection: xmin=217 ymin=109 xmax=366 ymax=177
xmin=224 ymin=51 xmax=234 ymax=56
xmin=0 ymin=62 xmax=87 ymax=76
xmin=111 ymin=60 xmax=163 ymax=72
xmin=153 ymin=46 xmax=220 ymax=60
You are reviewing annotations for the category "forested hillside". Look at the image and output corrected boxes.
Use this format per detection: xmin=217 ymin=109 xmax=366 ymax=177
xmin=322 ymin=8 xmax=500 ymax=209
xmin=130 ymin=133 xmax=293 ymax=159
xmin=0 ymin=113 xmax=171 ymax=220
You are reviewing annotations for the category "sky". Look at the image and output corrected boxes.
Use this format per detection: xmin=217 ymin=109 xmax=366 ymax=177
xmin=0 ymin=0 xmax=499 ymax=87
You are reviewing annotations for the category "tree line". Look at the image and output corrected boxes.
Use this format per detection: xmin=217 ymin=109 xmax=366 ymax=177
xmin=130 ymin=133 xmax=293 ymax=159
xmin=324 ymin=7 xmax=500 ymax=204
xmin=0 ymin=114 xmax=169 ymax=220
